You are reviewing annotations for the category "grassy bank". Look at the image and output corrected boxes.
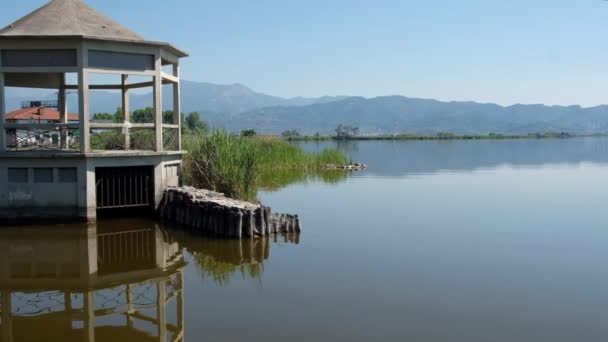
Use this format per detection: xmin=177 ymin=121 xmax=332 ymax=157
xmin=183 ymin=131 xmax=349 ymax=201
xmin=286 ymin=132 xmax=601 ymax=142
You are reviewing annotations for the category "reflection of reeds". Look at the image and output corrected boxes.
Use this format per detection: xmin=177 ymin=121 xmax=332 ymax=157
xmin=163 ymin=226 xmax=301 ymax=286
xmin=183 ymin=132 xmax=349 ymax=201
xmin=188 ymin=237 xmax=270 ymax=286
xmin=258 ymin=168 xmax=348 ymax=192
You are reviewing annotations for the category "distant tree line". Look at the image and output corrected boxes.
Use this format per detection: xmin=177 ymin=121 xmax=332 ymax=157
xmin=92 ymin=107 xmax=209 ymax=134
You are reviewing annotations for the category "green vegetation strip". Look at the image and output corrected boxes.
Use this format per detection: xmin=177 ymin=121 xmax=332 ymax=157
xmin=183 ymin=131 xmax=349 ymax=201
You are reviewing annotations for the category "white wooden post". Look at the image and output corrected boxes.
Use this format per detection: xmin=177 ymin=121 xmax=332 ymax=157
xmin=173 ymin=63 xmax=181 ymax=151
xmin=59 ymin=73 xmax=68 ymax=149
xmin=154 ymin=53 xmax=163 ymax=152
xmin=0 ymin=70 xmax=5 ymax=154
xmin=122 ymin=74 xmax=130 ymax=150
xmin=78 ymin=44 xmax=91 ymax=153
xmin=0 ymin=49 xmax=5 ymax=153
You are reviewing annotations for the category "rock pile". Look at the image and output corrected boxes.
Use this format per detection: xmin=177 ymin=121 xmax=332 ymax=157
xmin=325 ymin=162 xmax=368 ymax=171
xmin=158 ymin=187 xmax=301 ymax=239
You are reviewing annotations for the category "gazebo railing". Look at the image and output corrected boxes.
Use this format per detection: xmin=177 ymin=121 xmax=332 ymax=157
xmin=2 ymin=123 xmax=181 ymax=153
xmin=5 ymin=123 xmax=80 ymax=152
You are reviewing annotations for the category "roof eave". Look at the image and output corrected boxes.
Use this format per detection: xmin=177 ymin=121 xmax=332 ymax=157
xmin=0 ymin=35 xmax=189 ymax=58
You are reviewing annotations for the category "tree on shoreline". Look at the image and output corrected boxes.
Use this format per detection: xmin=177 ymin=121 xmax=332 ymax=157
xmin=282 ymin=129 xmax=300 ymax=138
xmin=335 ymin=124 xmax=359 ymax=140
xmin=185 ymin=112 xmax=209 ymax=135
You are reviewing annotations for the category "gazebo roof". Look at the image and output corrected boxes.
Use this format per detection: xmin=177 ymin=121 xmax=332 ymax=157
xmin=0 ymin=0 xmax=188 ymax=57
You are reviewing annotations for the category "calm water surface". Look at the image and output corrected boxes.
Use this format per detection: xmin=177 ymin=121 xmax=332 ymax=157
xmin=4 ymin=138 xmax=608 ymax=341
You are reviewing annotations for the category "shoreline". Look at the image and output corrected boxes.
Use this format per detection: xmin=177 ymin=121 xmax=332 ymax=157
xmin=286 ymin=132 xmax=608 ymax=142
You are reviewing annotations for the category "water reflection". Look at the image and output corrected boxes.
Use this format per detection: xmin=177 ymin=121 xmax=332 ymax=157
xmin=0 ymin=220 xmax=299 ymax=341
xmin=0 ymin=223 xmax=185 ymax=342
xmin=166 ymin=228 xmax=300 ymax=286
xmin=258 ymin=167 xmax=347 ymax=192
xmin=296 ymin=137 xmax=608 ymax=177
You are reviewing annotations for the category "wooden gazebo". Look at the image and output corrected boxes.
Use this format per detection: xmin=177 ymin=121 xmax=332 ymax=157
xmin=0 ymin=0 xmax=189 ymax=222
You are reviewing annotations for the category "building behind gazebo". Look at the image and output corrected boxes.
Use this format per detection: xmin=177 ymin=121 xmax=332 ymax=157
xmin=0 ymin=0 xmax=188 ymax=222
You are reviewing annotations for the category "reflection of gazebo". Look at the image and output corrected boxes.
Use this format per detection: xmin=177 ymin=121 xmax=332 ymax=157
xmin=0 ymin=224 xmax=185 ymax=342
xmin=0 ymin=0 xmax=188 ymax=222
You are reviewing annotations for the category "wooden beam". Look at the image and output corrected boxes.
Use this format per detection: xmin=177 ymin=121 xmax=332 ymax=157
xmin=126 ymin=81 xmax=154 ymax=90
xmin=65 ymin=84 xmax=123 ymax=90
xmin=0 ymin=66 xmax=79 ymax=73
xmin=86 ymin=67 xmax=155 ymax=77
xmin=65 ymin=80 xmax=171 ymax=91
xmin=161 ymin=72 xmax=179 ymax=84
xmin=4 ymin=123 xmax=79 ymax=130
xmin=90 ymin=123 xmax=153 ymax=129
xmin=162 ymin=124 xmax=179 ymax=129
xmin=69 ymin=80 xmax=170 ymax=91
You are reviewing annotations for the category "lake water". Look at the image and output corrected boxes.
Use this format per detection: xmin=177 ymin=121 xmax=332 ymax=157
xmin=3 ymin=137 xmax=608 ymax=341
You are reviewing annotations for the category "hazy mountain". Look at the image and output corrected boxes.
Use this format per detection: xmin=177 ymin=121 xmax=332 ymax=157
xmin=6 ymin=81 xmax=608 ymax=135
xmin=5 ymin=80 xmax=347 ymax=117
xmin=223 ymin=96 xmax=608 ymax=135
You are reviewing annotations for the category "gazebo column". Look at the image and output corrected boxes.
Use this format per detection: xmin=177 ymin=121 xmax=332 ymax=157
xmin=176 ymin=270 xmax=184 ymax=336
xmin=122 ymin=75 xmax=130 ymax=150
xmin=59 ymin=73 xmax=68 ymax=150
xmin=84 ymin=291 xmax=95 ymax=342
xmin=154 ymin=54 xmax=163 ymax=152
xmin=78 ymin=45 xmax=91 ymax=153
xmin=173 ymin=63 xmax=182 ymax=151
xmin=156 ymin=280 xmax=167 ymax=342
xmin=0 ymin=69 xmax=6 ymax=153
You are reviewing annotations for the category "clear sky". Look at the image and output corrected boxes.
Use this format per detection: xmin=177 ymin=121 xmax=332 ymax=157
xmin=3 ymin=0 xmax=608 ymax=106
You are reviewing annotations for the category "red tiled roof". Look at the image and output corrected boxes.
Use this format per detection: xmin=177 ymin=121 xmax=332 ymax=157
xmin=5 ymin=107 xmax=79 ymax=122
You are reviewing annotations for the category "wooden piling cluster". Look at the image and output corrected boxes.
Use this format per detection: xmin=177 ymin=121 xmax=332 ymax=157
xmin=158 ymin=187 xmax=301 ymax=239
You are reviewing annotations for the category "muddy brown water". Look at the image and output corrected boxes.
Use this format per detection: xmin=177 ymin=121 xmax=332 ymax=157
xmin=3 ymin=137 xmax=608 ymax=341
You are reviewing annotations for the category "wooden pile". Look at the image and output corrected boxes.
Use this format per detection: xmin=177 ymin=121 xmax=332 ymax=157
xmin=158 ymin=187 xmax=301 ymax=239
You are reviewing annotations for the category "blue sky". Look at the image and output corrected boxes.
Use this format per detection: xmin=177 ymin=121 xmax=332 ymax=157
xmin=3 ymin=0 xmax=608 ymax=106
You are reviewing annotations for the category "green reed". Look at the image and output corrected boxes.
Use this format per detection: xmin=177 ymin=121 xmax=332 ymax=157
xmin=183 ymin=131 xmax=349 ymax=201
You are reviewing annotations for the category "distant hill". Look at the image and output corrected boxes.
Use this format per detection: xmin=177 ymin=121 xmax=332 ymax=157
xmin=5 ymin=80 xmax=347 ymax=117
xmin=6 ymin=81 xmax=608 ymax=135
xmin=224 ymin=96 xmax=608 ymax=135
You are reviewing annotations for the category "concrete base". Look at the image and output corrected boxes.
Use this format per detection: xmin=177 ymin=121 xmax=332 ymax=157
xmin=0 ymin=151 xmax=183 ymax=223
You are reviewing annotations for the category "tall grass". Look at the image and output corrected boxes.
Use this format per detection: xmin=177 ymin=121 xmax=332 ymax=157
xmin=183 ymin=132 xmax=349 ymax=201
xmin=184 ymin=131 xmax=259 ymax=201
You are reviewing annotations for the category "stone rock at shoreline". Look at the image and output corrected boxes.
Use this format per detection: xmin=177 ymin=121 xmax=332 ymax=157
xmin=325 ymin=162 xmax=368 ymax=171
xmin=158 ymin=187 xmax=301 ymax=239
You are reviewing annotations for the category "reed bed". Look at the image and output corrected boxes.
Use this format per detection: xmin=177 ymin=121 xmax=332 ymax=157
xmin=183 ymin=131 xmax=349 ymax=201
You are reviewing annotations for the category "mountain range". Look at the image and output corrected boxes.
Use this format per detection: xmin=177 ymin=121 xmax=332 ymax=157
xmin=6 ymin=80 xmax=608 ymax=135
